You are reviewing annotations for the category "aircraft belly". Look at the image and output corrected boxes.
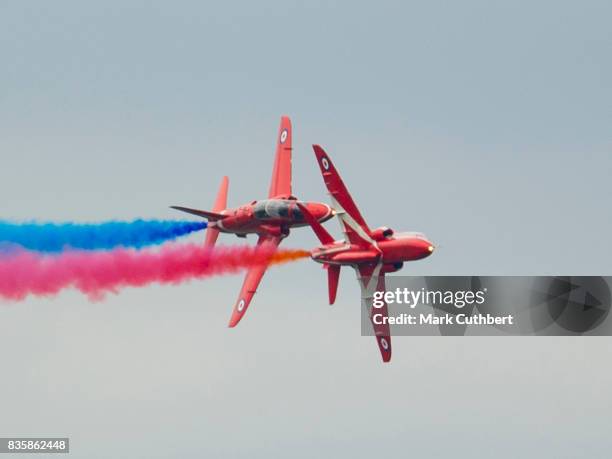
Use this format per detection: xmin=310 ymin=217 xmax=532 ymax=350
xmin=332 ymin=250 xmax=379 ymax=264
xmin=218 ymin=219 xmax=260 ymax=234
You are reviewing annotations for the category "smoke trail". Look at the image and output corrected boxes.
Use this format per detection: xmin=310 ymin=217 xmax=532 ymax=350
xmin=0 ymin=243 xmax=309 ymax=301
xmin=0 ymin=219 xmax=207 ymax=252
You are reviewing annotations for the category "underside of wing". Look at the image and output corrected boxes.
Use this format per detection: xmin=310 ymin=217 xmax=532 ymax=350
xmin=356 ymin=263 xmax=391 ymax=363
xmin=268 ymin=116 xmax=292 ymax=198
xmin=228 ymin=234 xmax=282 ymax=327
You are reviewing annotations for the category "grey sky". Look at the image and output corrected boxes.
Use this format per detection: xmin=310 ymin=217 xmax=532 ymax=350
xmin=1 ymin=1 xmax=611 ymax=458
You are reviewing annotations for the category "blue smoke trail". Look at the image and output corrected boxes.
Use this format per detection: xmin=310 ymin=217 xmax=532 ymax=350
xmin=0 ymin=219 xmax=207 ymax=252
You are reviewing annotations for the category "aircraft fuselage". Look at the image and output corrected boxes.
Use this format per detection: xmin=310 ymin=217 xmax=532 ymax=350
xmin=213 ymin=198 xmax=333 ymax=238
xmin=310 ymin=235 xmax=434 ymax=266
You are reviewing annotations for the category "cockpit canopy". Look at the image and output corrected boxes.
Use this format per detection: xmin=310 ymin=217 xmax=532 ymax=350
xmin=393 ymin=231 xmax=428 ymax=240
xmin=253 ymin=199 xmax=303 ymax=221
xmin=370 ymin=226 xmax=394 ymax=241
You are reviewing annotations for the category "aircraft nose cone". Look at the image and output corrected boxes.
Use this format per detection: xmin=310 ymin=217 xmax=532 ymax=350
xmin=303 ymin=202 xmax=333 ymax=222
xmin=424 ymin=240 xmax=435 ymax=257
xmin=412 ymin=238 xmax=435 ymax=259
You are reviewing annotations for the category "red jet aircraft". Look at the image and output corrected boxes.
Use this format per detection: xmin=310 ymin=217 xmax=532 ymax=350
xmin=172 ymin=117 xmax=334 ymax=327
xmin=297 ymin=145 xmax=435 ymax=362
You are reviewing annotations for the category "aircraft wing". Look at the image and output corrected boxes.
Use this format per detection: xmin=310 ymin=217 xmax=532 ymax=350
xmin=356 ymin=263 xmax=392 ymax=363
xmin=228 ymin=234 xmax=282 ymax=327
xmin=312 ymin=145 xmax=374 ymax=247
xmin=268 ymin=116 xmax=292 ymax=198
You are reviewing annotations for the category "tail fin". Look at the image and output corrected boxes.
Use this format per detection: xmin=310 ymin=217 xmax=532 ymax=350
xmin=205 ymin=176 xmax=229 ymax=247
xmin=170 ymin=176 xmax=228 ymax=247
xmin=327 ymin=264 xmax=340 ymax=305
xmin=296 ymin=203 xmax=334 ymax=244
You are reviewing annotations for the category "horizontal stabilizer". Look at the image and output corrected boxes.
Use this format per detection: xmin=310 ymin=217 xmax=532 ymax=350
xmin=170 ymin=206 xmax=225 ymax=221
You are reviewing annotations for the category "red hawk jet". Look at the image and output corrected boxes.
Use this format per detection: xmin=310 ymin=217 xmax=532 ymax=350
xmin=172 ymin=117 xmax=333 ymax=327
xmin=298 ymin=145 xmax=435 ymax=362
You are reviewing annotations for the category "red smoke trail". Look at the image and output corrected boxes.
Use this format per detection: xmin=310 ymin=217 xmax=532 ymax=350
xmin=0 ymin=243 xmax=310 ymax=301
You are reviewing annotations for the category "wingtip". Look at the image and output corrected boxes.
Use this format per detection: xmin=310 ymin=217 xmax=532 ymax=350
xmin=228 ymin=314 xmax=241 ymax=328
xmin=312 ymin=144 xmax=328 ymax=159
xmin=228 ymin=306 xmax=246 ymax=328
xmin=378 ymin=336 xmax=392 ymax=363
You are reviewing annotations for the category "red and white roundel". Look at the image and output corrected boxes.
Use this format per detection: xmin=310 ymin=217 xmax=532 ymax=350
xmin=280 ymin=129 xmax=288 ymax=144
xmin=321 ymin=157 xmax=330 ymax=170
xmin=380 ymin=338 xmax=389 ymax=350
xmin=237 ymin=299 xmax=246 ymax=312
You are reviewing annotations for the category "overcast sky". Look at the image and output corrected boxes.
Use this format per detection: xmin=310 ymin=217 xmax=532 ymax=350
xmin=1 ymin=1 xmax=611 ymax=458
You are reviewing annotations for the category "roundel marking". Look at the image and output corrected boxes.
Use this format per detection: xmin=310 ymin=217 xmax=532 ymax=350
xmin=321 ymin=157 xmax=330 ymax=170
xmin=280 ymin=129 xmax=288 ymax=144
xmin=380 ymin=338 xmax=389 ymax=350
xmin=237 ymin=299 xmax=246 ymax=312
